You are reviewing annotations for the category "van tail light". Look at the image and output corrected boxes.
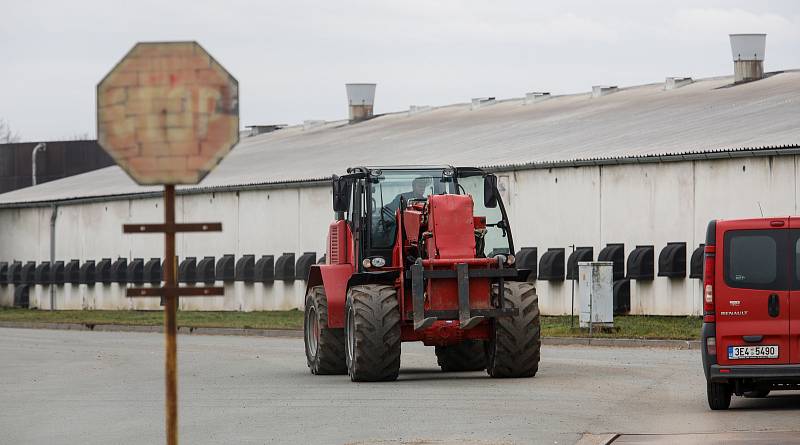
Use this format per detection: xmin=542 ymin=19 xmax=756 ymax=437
xmin=703 ymin=245 xmax=716 ymax=321
xmin=706 ymin=336 xmax=716 ymax=356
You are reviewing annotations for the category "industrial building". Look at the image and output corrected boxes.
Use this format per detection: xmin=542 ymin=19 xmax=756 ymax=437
xmin=0 ymin=140 xmax=113 ymax=194
xmin=1 ymin=34 xmax=798 ymax=316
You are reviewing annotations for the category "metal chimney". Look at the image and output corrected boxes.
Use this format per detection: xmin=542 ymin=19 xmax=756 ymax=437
xmin=346 ymin=83 xmax=376 ymax=123
xmin=729 ymin=34 xmax=766 ymax=83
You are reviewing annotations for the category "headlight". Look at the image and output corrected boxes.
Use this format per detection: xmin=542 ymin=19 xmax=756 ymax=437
xmin=362 ymin=258 xmax=372 ymax=269
xmin=371 ymin=256 xmax=386 ymax=267
xmin=506 ymin=254 xmax=515 ymax=265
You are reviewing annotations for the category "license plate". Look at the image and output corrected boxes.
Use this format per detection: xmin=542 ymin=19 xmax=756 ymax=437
xmin=728 ymin=345 xmax=779 ymax=360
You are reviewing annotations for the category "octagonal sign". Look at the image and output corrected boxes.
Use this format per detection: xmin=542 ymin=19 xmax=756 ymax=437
xmin=97 ymin=41 xmax=239 ymax=185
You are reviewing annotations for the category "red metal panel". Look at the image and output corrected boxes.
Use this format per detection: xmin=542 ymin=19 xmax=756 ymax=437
xmin=422 ymin=258 xmax=496 ymax=267
xmin=427 ymin=194 xmax=476 ymax=259
xmin=402 ymin=209 xmax=424 ymax=244
xmin=318 ymin=264 xmax=353 ymax=328
xmin=401 ymin=321 xmax=490 ymax=345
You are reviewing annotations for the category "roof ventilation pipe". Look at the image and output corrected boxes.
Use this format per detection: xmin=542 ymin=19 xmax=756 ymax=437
xmin=408 ymin=105 xmax=432 ymax=116
xmin=524 ymin=92 xmax=550 ymax=105
xmin=346 ymin=83 xmax=376 ymax=123
xmin=470 ymin=97 xmax=496 ymax=110
xmin=592 ymin=86 xmax=618 ymax=98
xmin=303 ymin=120 xmax=325 ymax=131
xmin=729 ymin=33 xmax=766 ymax=83
xmin=664 ymin=77 xmax=693 ymax=90
xmin=246 ymin=125 xmax=286 ymax=137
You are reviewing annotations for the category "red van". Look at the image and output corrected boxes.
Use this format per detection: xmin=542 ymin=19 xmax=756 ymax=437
xmin=702 ymin=217 xmax=800 ymax=409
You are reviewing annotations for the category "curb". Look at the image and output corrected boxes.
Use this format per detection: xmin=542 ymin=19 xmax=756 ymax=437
xmin=575 ymin=433 xmax=619 ymax=445
xmin=0 ymin=321 xmax=699 ymax=348
xmin=0 ymin=321 xmax=304 ymax=338
xmin=543 ymin=336 xmax=700 ymax=350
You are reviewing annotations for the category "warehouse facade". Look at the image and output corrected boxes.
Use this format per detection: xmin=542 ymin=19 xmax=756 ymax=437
xmin=0 ymin=69 xmax=798 ymax=316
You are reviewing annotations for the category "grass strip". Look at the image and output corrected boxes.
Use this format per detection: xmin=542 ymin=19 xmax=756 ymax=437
xmin=0 ymin=308 xmax=701 ymax=339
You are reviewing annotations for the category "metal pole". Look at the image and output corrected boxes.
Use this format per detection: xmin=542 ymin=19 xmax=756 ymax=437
xmin=49 ymin=204 xmax=57 ymax=311
xmin=163 ymin=185 xmax=178 ymax=445
xmin=570 ymin=245 xmax=575 ymax=329
xmin=588 ymin=270 xmax=593 ymax=337
xmin=31 ymin=143 xmax=46 ymax=186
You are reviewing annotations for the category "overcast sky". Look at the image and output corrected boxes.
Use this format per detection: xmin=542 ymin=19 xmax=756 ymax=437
xmin=2 ymin=0 xmax=799 ymax=141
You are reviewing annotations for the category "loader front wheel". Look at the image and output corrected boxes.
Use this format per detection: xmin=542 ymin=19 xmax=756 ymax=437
xmin=345 ymin=284 xmax=402 ymax=382
xmin=436 ymin=340 xmax=487 ymax=372
xmin=304 ymin=286 xmax=346 ymax=375
xmin=487 ymin=281 xmax=541 ymax=378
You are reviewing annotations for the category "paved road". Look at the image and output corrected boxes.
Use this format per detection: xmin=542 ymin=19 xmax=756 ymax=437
xmin=1 ymin=328 xmax=799 ymax=445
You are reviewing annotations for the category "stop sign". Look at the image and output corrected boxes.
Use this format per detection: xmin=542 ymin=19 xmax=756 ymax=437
xmin=97 ymin=41 xmax=239 ymax=185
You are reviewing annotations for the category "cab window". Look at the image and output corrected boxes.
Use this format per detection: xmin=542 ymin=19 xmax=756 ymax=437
xmin=456 ymin=175 xmax=510 ymax=257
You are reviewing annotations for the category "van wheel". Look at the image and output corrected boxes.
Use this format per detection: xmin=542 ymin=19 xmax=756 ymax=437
xmin=486 ymin=282 xmax=541 ymax=378
xmin=304 ymin=286 xmax=346 ymax=375
xmin=436 ymin=340 xmax=487 ymax=372
xmin=707 ymin=382 xmax=732 ymax=410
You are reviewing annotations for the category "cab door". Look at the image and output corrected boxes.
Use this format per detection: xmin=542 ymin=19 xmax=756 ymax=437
xmin=716 ymin=218 xmax=791 ymax=365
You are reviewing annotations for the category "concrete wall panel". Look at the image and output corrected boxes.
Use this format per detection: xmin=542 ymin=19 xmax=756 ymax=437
xmin=2 ymin=157 xmax=798 ymax=315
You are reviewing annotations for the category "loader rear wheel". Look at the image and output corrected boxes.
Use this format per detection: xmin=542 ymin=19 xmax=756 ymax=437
xmin=487 ymin=281 xmax=541 ymax=378
xmin=436 ymin=340 xmax=487 ymax=372
xmin=304 ymin=286 xmax=346 ymax=375
xmin=345 ymin=284 xmax=401 ymax=382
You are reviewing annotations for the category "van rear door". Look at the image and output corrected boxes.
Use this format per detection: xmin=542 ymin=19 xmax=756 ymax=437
xmin=789 ymin=218 xmax=800 ymax=363
xmin=716 ymin=218 xmax=790 ymax=366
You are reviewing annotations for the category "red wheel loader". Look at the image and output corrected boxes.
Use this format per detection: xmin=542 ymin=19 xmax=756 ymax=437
xmin=304 ymin=166 xmax=540 ymax=382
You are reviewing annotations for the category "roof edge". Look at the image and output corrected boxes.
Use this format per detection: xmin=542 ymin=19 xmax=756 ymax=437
xmin=2 ymin=144 xmax=799 ymax=209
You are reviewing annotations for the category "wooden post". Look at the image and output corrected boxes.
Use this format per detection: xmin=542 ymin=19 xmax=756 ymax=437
xmin=123 ymin=186 xmax=223 ymax=445
xmin=164 ymin=185 xmax=178 ymax=445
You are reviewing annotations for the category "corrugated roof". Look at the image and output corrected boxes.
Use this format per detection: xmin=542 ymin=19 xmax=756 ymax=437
xmin=2 ymin=71 xmax=799 ymax=207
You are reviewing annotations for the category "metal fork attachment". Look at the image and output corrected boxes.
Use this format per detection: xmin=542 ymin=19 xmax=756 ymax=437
xmin=410 ymin=258 xmax=518 ymax=331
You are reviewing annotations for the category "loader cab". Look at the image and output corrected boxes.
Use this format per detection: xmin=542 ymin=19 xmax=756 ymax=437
xmin=331 ymin=166 xmax=514 ymax=271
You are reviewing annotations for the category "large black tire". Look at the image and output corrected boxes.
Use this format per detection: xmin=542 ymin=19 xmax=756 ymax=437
xmin=707 ymin=382 xmax=732 ymax=410
xmin=436 ymin=340 xmax=487 ymax=372
xmin=345 ymin=284 xmax=402 ymax=382
xmin=487 ymin=282 xmax=541 ymax=378
xmin=304 ymin=286 xmax=346 ymax=375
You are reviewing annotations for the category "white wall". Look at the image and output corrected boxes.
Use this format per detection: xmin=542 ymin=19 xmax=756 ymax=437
xmin=506 ymin=156 xmax=798 ymax=316
xmin=0 ymin=185 xmax=332 ymax=311
xmin=1 ymin=156 xmax=797 ymax=315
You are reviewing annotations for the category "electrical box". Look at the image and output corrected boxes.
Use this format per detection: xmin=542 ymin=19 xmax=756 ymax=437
xmin=578 ymin=261 xmax=614 ymax=329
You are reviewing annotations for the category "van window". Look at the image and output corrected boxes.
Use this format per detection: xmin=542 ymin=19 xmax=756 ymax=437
xmin=793 ymin=232 xmax=800 ymax=286
xmin=723 ymin=230 xmax=787 ymax=290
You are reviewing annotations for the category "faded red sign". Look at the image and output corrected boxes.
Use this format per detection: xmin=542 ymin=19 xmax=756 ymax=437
xmin=97 ymin=41 xmax=239 ymax=185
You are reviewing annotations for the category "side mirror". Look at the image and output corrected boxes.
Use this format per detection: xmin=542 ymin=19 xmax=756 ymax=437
xmin=332 ymin=176 xmax=351 ymax=213
xmin=484 ymin=174 xmax=498 ymax=208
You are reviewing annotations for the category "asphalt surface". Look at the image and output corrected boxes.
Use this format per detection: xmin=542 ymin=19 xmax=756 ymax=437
xmin=1 ymin=328 xmax=799 ymax=445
